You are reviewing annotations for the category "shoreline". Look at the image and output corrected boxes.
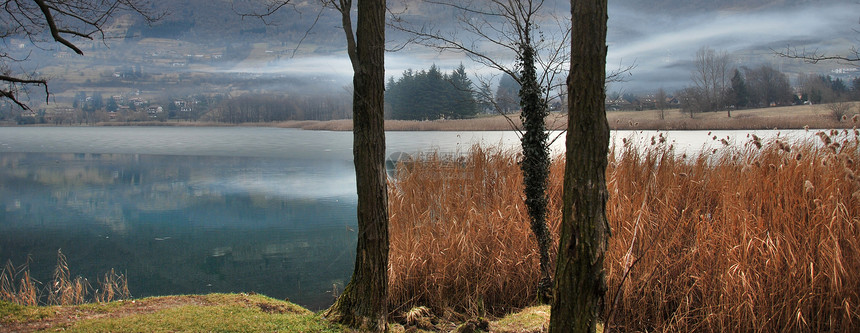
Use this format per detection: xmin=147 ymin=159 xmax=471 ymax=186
xmin=3 ymin=103 xmax=858 ymax=132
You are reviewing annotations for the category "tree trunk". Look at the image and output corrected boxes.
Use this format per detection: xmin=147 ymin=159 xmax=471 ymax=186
xmin=323 ymin=0 xmax=388 ymax=331
xmin=550 ymin=0 xmax=610 ymax=332
xmin=518 ymin=40 xmax=553 ymax=304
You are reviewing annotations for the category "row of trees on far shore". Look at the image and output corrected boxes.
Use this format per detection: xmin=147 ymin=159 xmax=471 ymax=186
xmin=671 ymin=46 xmax=860 ymax=117
xmin=385 ymin=64 xmax=479 ymax=120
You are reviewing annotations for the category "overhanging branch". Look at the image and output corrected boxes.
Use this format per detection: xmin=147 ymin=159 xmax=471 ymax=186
xmin=33 ymin=0 xmax=87 ymax=55
xmin=774 ymin=46 xmax=860 ymax=64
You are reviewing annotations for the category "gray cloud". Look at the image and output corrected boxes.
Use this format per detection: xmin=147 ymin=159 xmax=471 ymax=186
xmin=607 ymin=2 xmax=859 ymax=93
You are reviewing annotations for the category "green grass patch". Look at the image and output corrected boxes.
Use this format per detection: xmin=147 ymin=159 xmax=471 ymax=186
xmin=0 ymin=300 xmax=53 ymax=322
xmin=61 ymin=294 xmax=339 ymax=332
xmin=1 ymin=293 xmax=564 ymax=332
xmin=491 ymin=305 xmax=550 ymax=332
xmin=64 ymin=304 xmax=340 ymax=332
xmin=2 ymin=294 xmax=346 ymax=332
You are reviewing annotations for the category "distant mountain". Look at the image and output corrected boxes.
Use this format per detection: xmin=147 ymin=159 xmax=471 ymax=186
xmin=121 ymin=0 xmax=345 ymax=46
xmin=107 ymin=0 xmax=860 ymax=92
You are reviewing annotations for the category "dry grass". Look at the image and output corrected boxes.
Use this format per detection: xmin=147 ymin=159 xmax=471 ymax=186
xmin=609 ymin=103 xmax=860 ymax=130
xmin=45 ymin=102 xmax=858 ymax=132
xmin=1 ymin=250 xmax=130 ymax=306
xmin=271 ymin=103 xmax=859 ymax=131
xmin=387 ymin=128 xmax=860 ymax=331
xmin=272 ymin=113 xmax=565 ymax=131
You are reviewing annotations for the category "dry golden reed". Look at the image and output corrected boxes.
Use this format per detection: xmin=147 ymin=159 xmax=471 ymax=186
xmin=388 ymin=146 xmax=563 ymax=316
xmin=1 ymin=260 xmax=38 ymax=306
xmin=388 ymin=130 xmax=860 ymax=332
xmin=0 ymin=250 xmax=130 ymax=306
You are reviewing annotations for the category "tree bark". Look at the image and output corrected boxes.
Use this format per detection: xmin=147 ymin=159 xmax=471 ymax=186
xmin=550 ymin=0 xmax=610 ymax=332
xmin=323 ymin=0 xmax=389 ymax=331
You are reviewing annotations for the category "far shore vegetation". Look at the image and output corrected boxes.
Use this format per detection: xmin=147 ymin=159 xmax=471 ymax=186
xmin=3 ymin=102 xmax=859 ymax=132
xmin=273 ymin=102 xmax=860 ymax=131
xmin=3 ymin=128 xmax=858 ymax=332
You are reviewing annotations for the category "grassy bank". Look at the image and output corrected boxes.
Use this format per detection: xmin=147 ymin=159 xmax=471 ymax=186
xmin=0 ymin=294 xmax=549 ymax=332
xmin=0 ymin=294 xmax=344 ymax=332
xmin=387 ymin=128 xmax=859 ymax=331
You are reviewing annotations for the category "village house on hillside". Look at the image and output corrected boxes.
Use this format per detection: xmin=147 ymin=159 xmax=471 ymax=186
xmin=146 ymin=105 xmax=163 ymax=117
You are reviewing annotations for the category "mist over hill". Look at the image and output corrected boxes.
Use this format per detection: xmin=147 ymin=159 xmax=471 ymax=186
xmin=131 ymin=0 xmax=860 ymax=91
xmin=3 ymin=0 xmax=857 ymax=114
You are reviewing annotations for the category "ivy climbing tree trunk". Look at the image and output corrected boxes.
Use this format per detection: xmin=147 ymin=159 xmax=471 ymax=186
xmin=391 ymin=0 xmax=570 ymax=304
xmin=550 ymin=0 xmax=610 ymax=332
xmin=518 ymin=39 xmax=553 ymax=303
xmin=323 ymin=0 xmax=389 ymax=331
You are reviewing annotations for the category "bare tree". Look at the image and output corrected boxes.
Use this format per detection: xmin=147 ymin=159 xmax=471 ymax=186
xmin=321 ymin=0 xmax=389 ymax=331
xmin=827 ymin=100 xmax=853 ymax=122
xmin=240 ymin=0 xmax=389 ymax=329
xmin=394 ymin=0 xmax=569 ymax=303
xmin=550 ymin=0 xmax=610 ymax=331
xmin=655 ymin=87 xmax=667 ymax=120
xmin=1 ymin=0 xmax=160 ymax=109
xmin=677 ymin=86 xmax=703 ymax=119
xmin=744 ymin=64 xmax=793 ymax=108
xmin=690 ymin=46 xmax=731 ymax=115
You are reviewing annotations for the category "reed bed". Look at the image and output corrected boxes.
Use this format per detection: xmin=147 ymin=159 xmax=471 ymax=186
xmin=0 ymin=250 xmax=130 ymax=306
xmin=387 ymin=128 xmax=860 ymax=332
xmin=388 ymin=146 xmax=564 ymax=316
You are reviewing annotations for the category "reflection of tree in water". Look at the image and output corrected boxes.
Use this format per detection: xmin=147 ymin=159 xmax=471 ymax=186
xmin=0 ymin=152 xmax=359 ymax=310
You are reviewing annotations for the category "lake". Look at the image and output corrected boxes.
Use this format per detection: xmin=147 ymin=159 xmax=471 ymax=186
xmin=0 ymin=126 xmax=807 ymax=309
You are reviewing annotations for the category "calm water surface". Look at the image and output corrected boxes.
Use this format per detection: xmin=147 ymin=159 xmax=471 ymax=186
xmin=0 ymin=126 xmax=806 ymax=309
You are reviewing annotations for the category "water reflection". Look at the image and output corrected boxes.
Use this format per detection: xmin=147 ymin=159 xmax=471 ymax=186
xmin=0 ymin=152 xmax=357 ymax=310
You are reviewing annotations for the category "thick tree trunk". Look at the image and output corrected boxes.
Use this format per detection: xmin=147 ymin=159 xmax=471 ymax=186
xmin=323 ymin=0 xmax=388 ymax=331
xmin=550 ymin=0 xmax=610 ymax=332
xmin=518 ymin=41 xmax=553 ymax=303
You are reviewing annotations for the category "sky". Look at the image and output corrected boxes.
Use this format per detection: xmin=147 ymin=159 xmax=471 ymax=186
xmin=217 ymin=0 xmax=860 ymax=95
xmin=605 ymin=1 xmax=859 ymax=93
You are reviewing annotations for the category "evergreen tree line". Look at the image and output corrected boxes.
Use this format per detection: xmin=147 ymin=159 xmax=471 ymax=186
xmin=725 ymin=65 xmax=794 ymax=109
xmin=385 ymin=64 xmax=479 ymax=120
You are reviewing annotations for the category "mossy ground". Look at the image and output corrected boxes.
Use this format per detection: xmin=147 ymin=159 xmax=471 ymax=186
xmin=0 ymin=294 xmax=343 ymax=332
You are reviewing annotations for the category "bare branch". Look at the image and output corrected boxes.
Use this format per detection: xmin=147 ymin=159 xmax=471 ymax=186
xmin=330 ymin=0 xmax=359 ymax=70
xmin=233 ymin=0 xmax=298 ymax=23
xmin=292 ymin=5 xmax=326 ymax=58
xmin=1 ymin=0 xmax=162 ymax=109
xmin=34 ymin=0 xmax=86 ymax=55
xmin=774 ymin=46 xmax=860 ymax=64
xmin=606 ymin=60 xmax=637 ymax=84
xmin=473 ymin=74 xmax=524 ymax=137
xmin=0 ymin=74 xmax=48 ymax=110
